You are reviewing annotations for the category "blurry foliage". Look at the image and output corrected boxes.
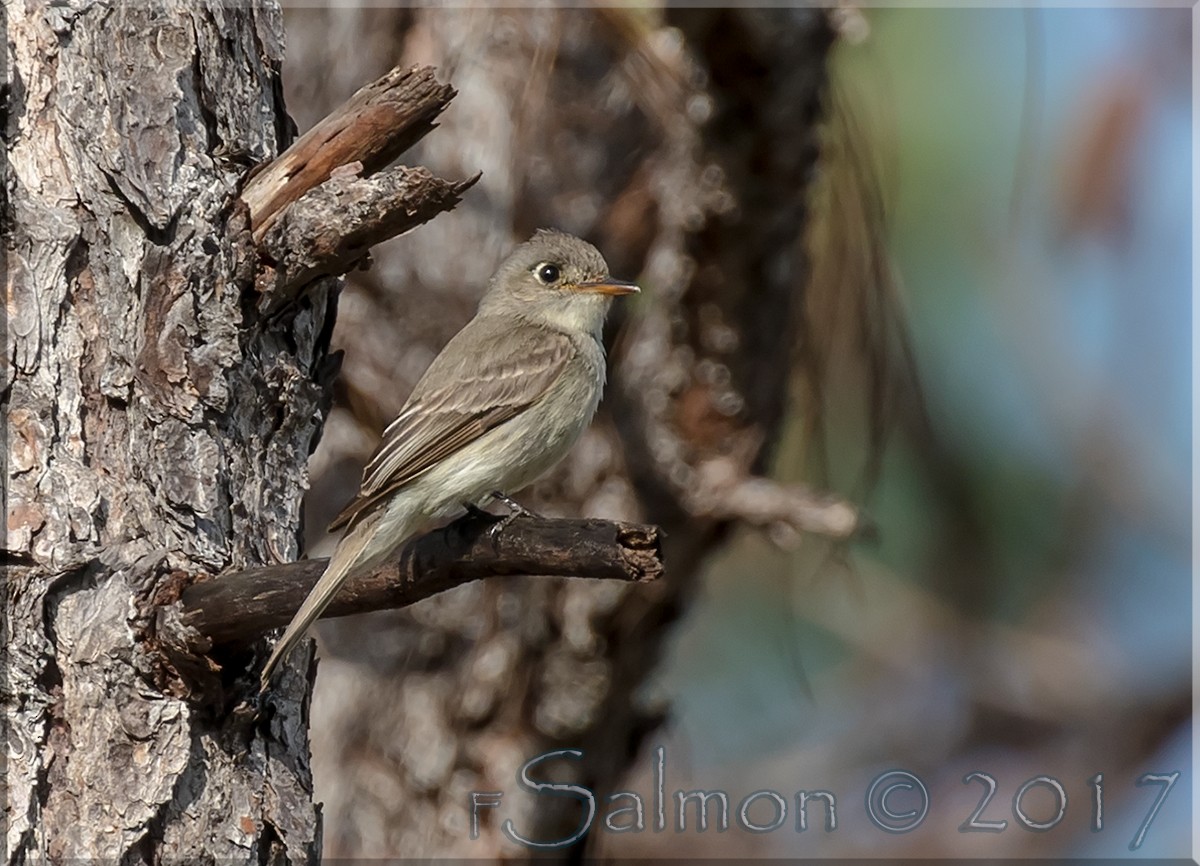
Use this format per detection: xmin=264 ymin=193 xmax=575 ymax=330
xmin=635 ymin=7 xmax=1190 ymax=859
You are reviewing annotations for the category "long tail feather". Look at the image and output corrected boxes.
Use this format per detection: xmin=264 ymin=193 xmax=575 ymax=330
xmin=259 ymin=508 xmax=409 ymax=691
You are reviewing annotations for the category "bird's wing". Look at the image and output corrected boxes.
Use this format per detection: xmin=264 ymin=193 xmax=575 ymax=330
xmin=328 ymin=322 xmax=574 ymax=531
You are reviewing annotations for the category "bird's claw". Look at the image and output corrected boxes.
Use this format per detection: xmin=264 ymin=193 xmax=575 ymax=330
xmin=486 ymin=511 xmax=519 ymax=545
xmin=482 ymin=492 xmax=541 ymax=545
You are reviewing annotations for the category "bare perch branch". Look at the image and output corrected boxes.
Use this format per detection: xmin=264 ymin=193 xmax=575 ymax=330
xmin=241 ymin=64 xmax=457 ymax=239
xmin=178 ymin=515 xmax=664 ymax=648
xmin=254 ymin=166 xmax=481 ymax=307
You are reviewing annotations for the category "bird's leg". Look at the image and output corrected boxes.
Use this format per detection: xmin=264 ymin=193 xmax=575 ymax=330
xmin=491 ymin=491 xmax=542 ymax=519
xmin=486 ymin=491 xmax=542 ymax=543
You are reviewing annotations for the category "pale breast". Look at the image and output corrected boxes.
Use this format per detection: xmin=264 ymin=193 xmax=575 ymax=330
xmin=414 ymin=331 xmax=606 ymax=515
xmin=492 ymin=331 xmax=605 ymax=491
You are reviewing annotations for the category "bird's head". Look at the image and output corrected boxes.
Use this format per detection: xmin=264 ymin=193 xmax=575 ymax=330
xmin=479 ymin=229 xmax=639 ymax=334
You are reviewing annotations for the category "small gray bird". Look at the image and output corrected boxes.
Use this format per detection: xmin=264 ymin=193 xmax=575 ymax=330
xmin=260 ymin=229 xmax=638 ymax=689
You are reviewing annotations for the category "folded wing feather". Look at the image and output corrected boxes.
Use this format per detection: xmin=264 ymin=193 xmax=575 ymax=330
xmin=328 ymin=322 xmax=574 ymax=531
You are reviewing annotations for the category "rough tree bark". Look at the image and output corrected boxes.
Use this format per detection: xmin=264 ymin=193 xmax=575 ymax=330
xmin=3 ymin=3 xmax=477 ymax=861
xmin=281 ymin=7 xmax=842 ymax=859
xmin=5 ymin=3 xmax=328 ymax=858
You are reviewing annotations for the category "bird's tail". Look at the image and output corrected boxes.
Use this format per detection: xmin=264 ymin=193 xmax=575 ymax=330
xmin=258 ymin=507 xmax=412 ymax=691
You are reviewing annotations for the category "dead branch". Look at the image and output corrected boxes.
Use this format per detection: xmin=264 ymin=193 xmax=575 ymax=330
xmin=254 ymin=165 xmax=480 ymax=306
xmin=177 ymin=514 xmax=664 ymax=649
xmin=241 ymin=64 xmax=456 ymax=238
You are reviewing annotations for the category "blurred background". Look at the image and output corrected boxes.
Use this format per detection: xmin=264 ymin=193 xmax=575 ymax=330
xmin=281 ymin=5 xmax=1191 ymax=860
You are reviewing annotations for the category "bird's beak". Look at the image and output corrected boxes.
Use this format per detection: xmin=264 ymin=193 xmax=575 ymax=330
xmin=573 ymin=278 xmax=640 ymax=296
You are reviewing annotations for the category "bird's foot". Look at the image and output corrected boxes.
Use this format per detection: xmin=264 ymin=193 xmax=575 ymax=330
xmin=485 ymin=492 xmax=541 ymax=544
xmin=486 ymin=511 xmax=519 ymax=545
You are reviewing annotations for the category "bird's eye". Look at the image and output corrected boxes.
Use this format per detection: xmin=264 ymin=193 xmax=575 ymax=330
xmin=535 ymin=262 xmax=561 ymax=285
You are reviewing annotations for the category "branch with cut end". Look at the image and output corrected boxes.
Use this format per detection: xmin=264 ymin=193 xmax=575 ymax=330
xmin=237 ymin=63 xmax=476 ymax=310
xmin=175 ymin=514 xmax=664 ymax=650
xmin=241 ymin=64 xmax=457 ymax=237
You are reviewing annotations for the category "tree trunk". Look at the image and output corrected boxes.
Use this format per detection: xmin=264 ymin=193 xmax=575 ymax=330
xmin=282 ymin=7 xmax=838 ymax=859
xmin=6 ymin=2 xmax=327 ymax=860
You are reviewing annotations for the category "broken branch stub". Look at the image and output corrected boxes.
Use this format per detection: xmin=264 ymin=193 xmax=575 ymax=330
xmin=241 ymin=64 xmax=457 ymax=239
xmin=254 ymin=166 xmax=481 ymax=308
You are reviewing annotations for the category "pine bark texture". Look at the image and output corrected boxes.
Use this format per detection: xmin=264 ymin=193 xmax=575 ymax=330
xmin=282 ymin=7 xmax=836 ymax=858
xmin=6 ymin=3 xmax=328 ymax=860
